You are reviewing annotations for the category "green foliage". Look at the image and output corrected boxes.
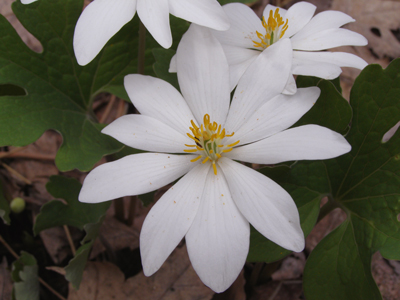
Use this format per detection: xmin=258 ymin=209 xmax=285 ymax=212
xmin=302 ymin=59 xmax=400 ymax=300
xmin=153 ymin=48 xmax=179 ymax=91
xmin=248 ymin=77 xmax=353 ymax=262
xmin=34 ymin=176 xmax=110 ymax=234
xmin=33 ymin=175 xmax=111 ymax=289
xmin=295 ymin=78 xmax=351 ymax=134
xmin=11 ymin=252 xmax=39 ymax=300
xmin=0 ymin=180 xmax=10 ymax=225
xmin=65 ymin=215 xmax=105 ymax=289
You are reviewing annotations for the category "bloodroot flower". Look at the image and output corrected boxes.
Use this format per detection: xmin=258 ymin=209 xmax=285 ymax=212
xmin=79 ymin=25 xmax=351 ymax=292
xmin=71 ymin=0 xmax=230 ymax=65
xmin=213 ymin=2 xmax=368 ymax=93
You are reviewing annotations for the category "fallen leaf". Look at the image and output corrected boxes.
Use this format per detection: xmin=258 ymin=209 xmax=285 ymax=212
xmin=68 ymin=246 xmax=214 ymax=300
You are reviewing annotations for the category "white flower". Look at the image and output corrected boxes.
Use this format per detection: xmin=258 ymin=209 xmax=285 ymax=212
xmin=21 ymin=0 xmax=37 ymax=3
xmin=79 ymin=25 xmax=351 ymax=292
xmin=212 ymin=2 xmax=368 ymax=93
xmin=71 ymin=0 xmax=230 ymax=66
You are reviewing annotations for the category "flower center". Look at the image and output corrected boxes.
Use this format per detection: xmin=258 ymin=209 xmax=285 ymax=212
xmin=184 ymin=114 xmax=240 ymax=175
xmin=252 ymin=8 xmax=288 ymax=50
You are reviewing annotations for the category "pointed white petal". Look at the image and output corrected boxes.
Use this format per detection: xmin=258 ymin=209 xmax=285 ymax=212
xmin=169 ymin=0 xmax=229 ymax=31
xmin=141 ymin=163 xmax=210 ymax=276
xmin=79 ymin=153 xmax=195 ymax=203
xmin=291 ymin=10 xmax=355 ymax=40
xmin=230 ymin=87 xmax=320 ymax=145
xmin=73 ymin=0 xmax=137 ymax=66
xmin=219 ymin=158 xmax=304 ymax=252
xmin=226 ymin=125 xmax=351 ymax=164
xmin=21 ymin=0 xmax=37 ymax=4
xmin=177 ymin=25 xmax=230 ymax=125
xmin=124 ymin=75 xmax=196 ymax=136
xmin=102 ymin=115 xmax=191 ymax=153
xmin=293 ymin=51 xmax=368 ymax=70
xmin=282 ymin=74 xmax=297 ymax=95
xmin=137 ymin=0 xmax=172 ymax=48
xmin=291 ymin=28 xmax=368 ymax=51
xmin=280 ymin=2 xmax=316 ymax=38
xmin=224 ymin=39 xmax=292 ymax=133
xmin=263 ymin=4 xmax=287 ymax=20
xmin=186 ymin=167 xmax=249 ymax=293
xmin=220 ymin=45 xmax=259 ymax=91
xmin=213 ymin=3 xmax=263 ymax=48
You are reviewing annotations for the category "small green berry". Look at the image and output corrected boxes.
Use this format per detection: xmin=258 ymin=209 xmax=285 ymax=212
xmin=10 ymin=197 xmax=26 ymax=214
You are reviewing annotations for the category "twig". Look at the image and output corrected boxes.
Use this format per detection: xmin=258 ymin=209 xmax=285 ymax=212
xmin=116 ymin=98 xmax=128 ymax=118
xmin=63 ymin=225 xmax=76 ymax=256
xmin=268 ymin=281 xmax=283 ymax=300
xmin=0 ymin=152 xmax=55 ymax=161
xmin=317 ymin=197 xmax=340 ymax=223
xmin=0 ymin=147 xmax=28 ymax=159
xmin=99 ymin=94 xmax=116 ymax=123
xmin=138 ymin=21 xmax=146 ymax=75
xmin=0 ymin=162 xmax=32 ymax=185
xmin=0 ymin=235 xmax=66 ymax=300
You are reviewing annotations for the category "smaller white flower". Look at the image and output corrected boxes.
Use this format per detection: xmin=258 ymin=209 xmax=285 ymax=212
xmin=21 ymin=0 xmax=37 ymax=3
xmin=212 ymin=2 xmax=368 ymax=93
xmin=71 ymin=0 xmax=230 ymax=66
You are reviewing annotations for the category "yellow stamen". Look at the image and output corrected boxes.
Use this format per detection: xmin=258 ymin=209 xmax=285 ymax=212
xmin=252 ymin=7 xmax=289 ymax=50
xmin=191 ymin=155 xmax=202 ymax=162
xmin=212 ymin=162 xmax=217 ymax=175
xmin=184 ymin=114 xmax=240 ymax=175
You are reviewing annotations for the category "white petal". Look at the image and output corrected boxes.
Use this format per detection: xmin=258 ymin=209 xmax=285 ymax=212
xmin=102 ymin=115 xmax=191 ymax=153
xmin=137 ymin=0 xmax=172 ymax=48
xmin=177 ymin=24 xmax=230 ymax=125
xmin=291 ymin=28 xmax=368 ymax=51
xmin=79 ymin=153 xmax=195 ymax=203
xmin=292 ymin=62 xmax=342 ymax=79
xmin=282 ymin=74 xmax=297 ymax=95
xmin=280 ymin=2 xmax=316 ymax=38
xmin=21 ymin=0 xmax=37 ymax=4
xmin=224 ymin=39 xmax=292 ymax=133
xmin=226 ymin=125 xmax=351 ymax=164
xmin=291 ymin=10 xmax=356 ymax=40
xmin=293 ymin=51 xmax=368 ymax=70
xmin=186 ymin=167 xmax=249 ymax=293
xmin=219 ymin=158 xmax=304 ymax=252
xmin=220 ymin=45 xmax=259 ymax=91
xmin=213 ymin=3 xmax=263 ymax=48
xmin=263 ymin=4 xmax=287 ymax=20
xmin=124 ymin=75 xmax=196 ymax=136
xmin=230 ymin=87 xmax=320 ymax=145
xmin=169 ymin=0 xmax=229 ymax=31
xmin=73 ymin=0 xmax=137 ymax=66
xmin=140 ymin=163 xmax=210 ymax=276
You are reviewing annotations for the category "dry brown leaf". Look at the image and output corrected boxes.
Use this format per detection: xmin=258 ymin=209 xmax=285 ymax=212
xmin=0 ymin=257 xmax=13 ymax=300
xmin=332 ymin=0 xmax=400 ymax=60
xmin=372 ymin=252 xmax=400 ymax=300
xmin=90 ymin=215 xmax=140 ymax=259
xmin=69 ymin=246 xmax=214 ymax=300
xmin=213 ymin=270 xmax=246 ymax=300
xmin=271 ymin=252 xmax=305 ymax=281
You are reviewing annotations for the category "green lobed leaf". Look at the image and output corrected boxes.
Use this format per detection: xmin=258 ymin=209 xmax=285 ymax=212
xmin=11 ymin=252 xmax=39 ymax=300
xmin=33 ymin=175 xmax=110 ymax=234
xmin=295 ymin=77 xmax=351 ymax=134
xmin=281 ymin=59 xmax=400 ymax=300
xmin=0 ymin=179 xmax=10 ymax=225
xmin=248 ymin=77 xmax=353 ymax=262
